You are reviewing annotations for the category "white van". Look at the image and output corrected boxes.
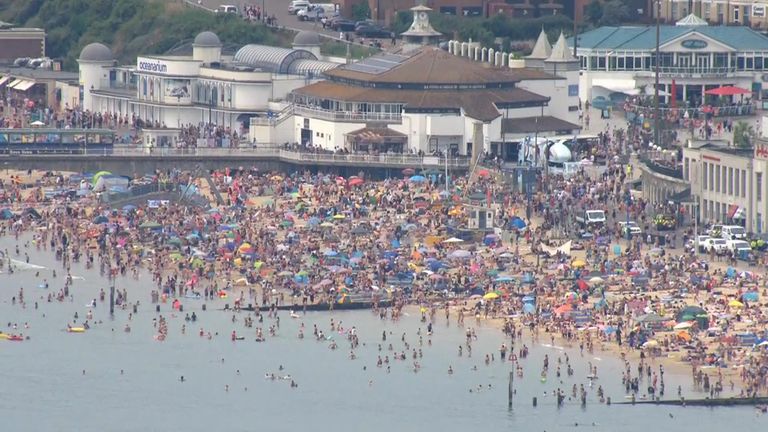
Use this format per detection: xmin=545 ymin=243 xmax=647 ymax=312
xmin=289 ymin=1 xmax=310 ymax=14
xmin=721 ymin=225 xmax=746 ymax=240
xmin=216 ymin=5 xmax=238 ymax=14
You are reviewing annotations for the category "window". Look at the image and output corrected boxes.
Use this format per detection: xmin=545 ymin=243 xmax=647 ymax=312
xmin=758 ymin=213 xmax=763 ymax=234
xmin=722 ymin=166 xmax=727 ymax=193
xmin=715 ymin=165 xmax=721 ymax=192
xmin=709 ymin=163 xmax=715 ymax=190
xmin=734 ymin=6 xmax=740 ymax=22
xmin=703 ymin=162 xmax=708 ymax=189
xmin=743 ymin=170 xmax=747 ymax=197
xmin=714 ymin=53 xmax=728 ymax=67
xmin=757 ymin=172 xmax=763 ymax=201
xmin=704 ymin=3 xmax=711 ymax=17
xmin=703 ymin=199 xmax=708 ymax=219
xmin=735 ymin=169 xmax=740 ymax=196
xmin=728 ymin=167 xmax=733 ymax=195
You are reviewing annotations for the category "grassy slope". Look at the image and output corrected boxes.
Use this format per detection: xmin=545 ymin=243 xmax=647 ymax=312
xmin=0 ymin=0 xmax=285 ymax=69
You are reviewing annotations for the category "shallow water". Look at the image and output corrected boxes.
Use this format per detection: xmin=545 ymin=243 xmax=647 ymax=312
xmin=0 ymin=235 xmax=763 ymax=432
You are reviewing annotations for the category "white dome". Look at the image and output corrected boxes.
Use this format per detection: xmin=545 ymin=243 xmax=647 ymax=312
xmin=548 ymin=142 xmax=572 ymax=163
xmin=79 ymin=43 xmax=113 ymax=62
xmin=194 ymin=31 xmax=221 ymax=47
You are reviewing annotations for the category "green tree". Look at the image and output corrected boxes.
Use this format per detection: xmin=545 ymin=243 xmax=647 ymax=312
xmin=600 ymin=0 xmax=631 ymax=26
xmin=351 ymin=2 xmax=371 ymax=21
xmin=733 ymin=121 xmax=756 ymax=148
xmin=584 ymin=0 xmax=604 ymax=26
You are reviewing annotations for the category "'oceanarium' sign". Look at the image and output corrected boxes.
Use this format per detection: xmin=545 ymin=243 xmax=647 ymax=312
xmin=137 ymin=60 xmax=168 ymax=73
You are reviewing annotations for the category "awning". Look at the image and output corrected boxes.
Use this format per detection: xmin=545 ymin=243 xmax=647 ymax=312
xmin=592 ymin=78 xmax=638 ymax=95
xmin=0 ymin=76 xmax=10 ymax=87
xmin=12 ymin=80 xmax=35 ymax=91
xmin=7 ymin=79 xmax=22 ymax=88
xmin=728 ymin=204 xmax=746 ymax=219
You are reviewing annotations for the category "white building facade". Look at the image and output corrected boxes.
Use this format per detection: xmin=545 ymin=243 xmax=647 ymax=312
xmin=251 ymin=25 xmax=581 ymax=160
xmin=78 ymin=31 xmax=338 ymax=131
xmin=573 ymin=17 xmax=768 ymax=108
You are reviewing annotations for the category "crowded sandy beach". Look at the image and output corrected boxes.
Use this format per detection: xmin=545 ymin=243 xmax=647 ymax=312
xmin=0 ymin=152 xmax=766 ymax=414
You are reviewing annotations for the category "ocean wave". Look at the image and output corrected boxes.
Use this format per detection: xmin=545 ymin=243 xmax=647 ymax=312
xmin=9 ymin=259 xmax=47 ymax=271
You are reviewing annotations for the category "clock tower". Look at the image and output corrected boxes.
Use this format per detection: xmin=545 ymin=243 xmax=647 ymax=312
xmin=400 ymin=3 xmax=442 ymax=50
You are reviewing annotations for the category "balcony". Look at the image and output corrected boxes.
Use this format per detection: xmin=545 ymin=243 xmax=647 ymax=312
xmin=635 ymin=66 xmax=738 ymax=79
xmin=294 ymin=106 xmax=402 ymax=123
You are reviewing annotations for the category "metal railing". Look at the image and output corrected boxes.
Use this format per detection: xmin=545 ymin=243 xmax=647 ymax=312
xmin=635 ymin=66 xmax=738 ymax=78
xmin=3 ymin=145 xmax=470 ymax=168
xmin=640 ymin=157 xmax=683 ymax=179
xmin=293 ymin=106 xmax=402 ymax=123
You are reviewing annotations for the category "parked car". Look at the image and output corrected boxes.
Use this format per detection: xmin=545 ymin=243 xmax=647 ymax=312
xmin=618 ymin=221 xmax=642 ymax=236
xmin=702 ymin=237 xmax=728 ymax=254
xmin=215 ymin=4 xmax=238 ymax=14
xmin=355 ymin=26 xmax=391 ymax=38
xmin=331 ymin=18 xmax=356 ymax=31
xmin=288 ymin=0 xmax=310 ymax=14
xmin=720 ymin=225 xmax=746 ymax=240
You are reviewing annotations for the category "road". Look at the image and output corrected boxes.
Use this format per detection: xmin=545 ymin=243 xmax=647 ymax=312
xmin=184 ymin=0 xmax=393 ymax=49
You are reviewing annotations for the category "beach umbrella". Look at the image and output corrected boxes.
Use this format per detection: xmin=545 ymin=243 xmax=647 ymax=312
xmin=729 ymin=299 xmax=745 ymax=308
xmin=238 ymin=243 xmax=254 ymax=254
xmin=494 ymin=276 xmax=514 ymax=283
xmin=554 ymin=304 xmax=572 ymax=315
xmin=122 ymin=204 xmax=137 ymax=212
xmin=409 ymin=175 xmax=426 ymax=183
xmin=589 ymin=276 xmax=604 ymax=284
xmin=308 ymin=217 xmax=321 ymax=226
xmin=522 ymin=295 xmax=535 ymax=304
xmin=332 ymin=214 xmax=346 ymax=220
xmin=442 ymin=237 xmax=464 ymax=243
xmin=673 ymin=321 xmax=694 ymax=330
xmin=742 ymin=291 xmax=759 ymax=302
xmin=483 ymin=292 xmax=499 ymax=300
xmin=402 ymin=168 xmax=415 ymax=176
xmin=277 ymin=271 xmax=293 ymax=277
xmin=677 ymin=330 xmax=692 ymax=342
xmin=642 ymin=340 xmax=659 ymax=348
xmin=575 ymin=279 xmax=589 ymax=291
xmin=522 ymin=303 xmax=535 ymax=314
xmin=348 ymin=177 xmax=364 ymax=187
xmin=448 ymin=250 xmax=471 ymax=259
xmin=93 ymin=215 xmax=109 ymax=224
xmin=168 ymin=252 xmax=183 ymax=261
xmin=510 ymin=217 xmax=527 ymax=229
xmin=563 ymin=292 xmax=578 ymax=303
xmin=323 ymin=249 xmax=338 ymax=257
xmin=477 ymin=169 xmax=490 ymax=177
xmin=571 ymin=259 xmax=586 ymax=268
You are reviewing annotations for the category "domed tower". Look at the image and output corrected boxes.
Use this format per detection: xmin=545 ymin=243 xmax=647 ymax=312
xmin=292 ymin=31 xmax=321 ymax=58
xmin=193 ymin=31 xmax=222 ymax=64
xmin=77 ymin=42 xmax=114 ymax=111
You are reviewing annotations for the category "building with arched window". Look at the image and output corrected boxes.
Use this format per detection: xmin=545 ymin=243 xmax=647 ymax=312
xmin=78 ymin=31 xmax=339 ymax=131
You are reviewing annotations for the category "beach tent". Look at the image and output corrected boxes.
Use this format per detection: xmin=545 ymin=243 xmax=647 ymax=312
xmin=93 ymin=175 xmax=129 ymax=192
xmin=0 ymin=208 xmax=13 ymax=219
xmin=91 ymin=171 xmax=112 ymax=186
xmin=636 ymin=313 xmax=667 ymax=324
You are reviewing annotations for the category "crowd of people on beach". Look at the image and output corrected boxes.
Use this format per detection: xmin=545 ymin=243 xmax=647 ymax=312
xmin=0 ymin=104 xmax=766 ymax=407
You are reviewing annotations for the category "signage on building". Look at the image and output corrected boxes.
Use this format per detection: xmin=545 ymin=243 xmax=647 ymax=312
xmin=754 ymin=5 xmax=765 ymax=17
xmin=756 ymin=144 xmax=768 ymax=160
xmin=164 ymin=78 xmax=191 ymax=104
xmin=681 ymin=39 xmax=708 ymax=50
xmin=138 ymin=59 xmax=168 ymax=74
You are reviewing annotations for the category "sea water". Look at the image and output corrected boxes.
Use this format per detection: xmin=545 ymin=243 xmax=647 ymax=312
xmin=0 ymin=235 xmax=761 ymax=432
